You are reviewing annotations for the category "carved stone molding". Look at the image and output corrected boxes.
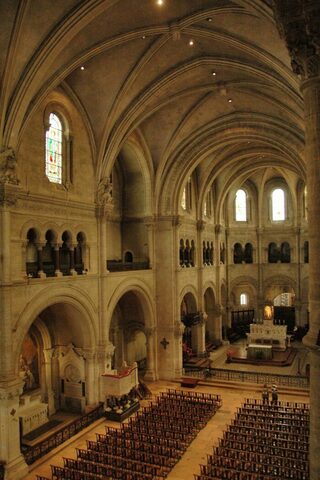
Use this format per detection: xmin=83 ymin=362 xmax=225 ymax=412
xmin=0 ymin=182 xmax=21 ymax=207
xmin=0 ymin=147 xmax=20 ymax=186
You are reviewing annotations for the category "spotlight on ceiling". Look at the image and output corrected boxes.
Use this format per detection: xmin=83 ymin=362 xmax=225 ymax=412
xmin=80 ymin=66 xmax=85 ymax=70
xmin=207 ymin=17 xmax=213 ymax=22
xmin=228 ymin=98 xmax=233 ymax=103
xmin=212 ymin=72 xmax=216 ymax=76
xmin=189 ymin=39 xmax=194 ymax=46
xmin=156 ymin=0 xmax=164 ymax=5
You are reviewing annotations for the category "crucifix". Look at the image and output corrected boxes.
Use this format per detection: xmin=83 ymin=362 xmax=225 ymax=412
xmin=160 ymin=337 xmax=169 ymax=349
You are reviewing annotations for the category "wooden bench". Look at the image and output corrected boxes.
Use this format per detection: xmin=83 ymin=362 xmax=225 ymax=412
xmin=180 ymin=377 xmax=199 ymax=388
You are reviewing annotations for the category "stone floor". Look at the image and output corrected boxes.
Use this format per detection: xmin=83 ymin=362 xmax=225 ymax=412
xmin=23 ymin=378 xmax=310 ymax=480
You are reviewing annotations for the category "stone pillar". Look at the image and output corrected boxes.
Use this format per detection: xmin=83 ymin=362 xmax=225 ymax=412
xmin=301 ymin=76 xmax=320 ymax=480
xmin=21 ymin=240 xmax=28 ymax=277
xmin=0 ymin=378 xmax=28 ymax=480
xmin=69 ymin=244 xmax=77 ymax=276
xmin=156 ymin=217 xmax=179 ymax=379
xmin=36 ymin=243 xmax=46 ymax=278
xmin=173 ymin=322 xmax=185 ymax=378
xmin=213 ymin=304 xmax=223 ymax=342
xmin=272 ymin=4 xmax=320 ymax=477
xmin=144 ymin=327 xmax=157 ymax=381
xmin=84 ymin=349 xmax=97 ymax=405
xmin=144 ymin=218 xmax=155 ymax=268
xmin=191 ymin=317 xmax=206 ymax=356
xmin=42 ymin=349 xmax=55 ymax=415
xmin=54 ymin=244 xmax=62 ymax=276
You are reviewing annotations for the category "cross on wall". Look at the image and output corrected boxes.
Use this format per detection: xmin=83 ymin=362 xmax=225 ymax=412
xmin=160 ymin=337 xmax=169 ymax=349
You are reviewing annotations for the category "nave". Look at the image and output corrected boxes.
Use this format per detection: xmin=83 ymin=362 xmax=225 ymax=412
xmin=23 ymin=381 xmax=309 ymax=480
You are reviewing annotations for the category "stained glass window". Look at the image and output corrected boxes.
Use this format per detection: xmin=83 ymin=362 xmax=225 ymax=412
xmin=235 ymin=189 xmax=247 ymax=221
xmin=272 ymin=188 xmax=285 ymax=221
xmin=46 ymin=113 xmax=62 ymax=183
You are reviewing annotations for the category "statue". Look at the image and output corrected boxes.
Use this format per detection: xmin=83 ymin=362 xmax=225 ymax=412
xmin=0 ymin=148 xmax=20 ymax=185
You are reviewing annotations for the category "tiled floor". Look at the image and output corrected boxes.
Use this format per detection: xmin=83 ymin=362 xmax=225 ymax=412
xmin=23 ymin=378 xmax=309 ymax=480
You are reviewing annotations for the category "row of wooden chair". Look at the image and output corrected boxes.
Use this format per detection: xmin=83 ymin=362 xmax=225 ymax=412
xmin=195 ymin=398 xmax=309 ymax=480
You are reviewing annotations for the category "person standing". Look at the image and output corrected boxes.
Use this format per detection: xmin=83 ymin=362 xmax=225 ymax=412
xmin=271 ymin=385 xmax=278 ymax=404
xmin=262 ymin=384 xmax=269 ymax=404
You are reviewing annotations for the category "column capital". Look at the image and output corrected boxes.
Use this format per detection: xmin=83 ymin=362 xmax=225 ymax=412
xmin=0 ymin=147 xmax=20 ymax=187
xmin=197 ymin=220 xmax=206 ymax=231
xmin=273 ymin=0 xmax=320 ymax=80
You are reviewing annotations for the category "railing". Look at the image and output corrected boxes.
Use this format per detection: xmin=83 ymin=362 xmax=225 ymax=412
xmin=22 ymin=403 xmax=104 ymax=465
xmin=107 ymin=260 xmax=150 ymax=272
xmin=183 ymin=367 xmax=309 ymax=389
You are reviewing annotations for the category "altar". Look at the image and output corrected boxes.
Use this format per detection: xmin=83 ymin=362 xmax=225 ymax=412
xmin=246 ymin=319 xmax=288 ymax=351
xmin=19 ymin=393 xmax=49 ymax=436
xmin=247 ymin=344 xmax=273 ymax=360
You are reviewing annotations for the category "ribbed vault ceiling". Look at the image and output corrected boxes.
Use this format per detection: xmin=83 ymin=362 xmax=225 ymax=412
xmin=1 ymin=0 xmax=305 ymax=211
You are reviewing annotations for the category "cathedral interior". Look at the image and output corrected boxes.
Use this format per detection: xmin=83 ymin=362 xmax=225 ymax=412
xmin=0 ymin=1 xmax=319 ymax=479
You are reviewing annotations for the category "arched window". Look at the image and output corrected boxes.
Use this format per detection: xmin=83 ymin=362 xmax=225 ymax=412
xmin=181 ymin=186 xmax=187 ymax=210
xmin=233 ymin=243 xmax=243 ymax=264
xmin=244 ymin=243 xmax=253 ymax=263
xmin=303 ymin=186 xmax=307 ymax=219
xmin=271 ymin=188 xmax=285 ymax=221
xmin=45 ymin=113 xmax=63 ymax=184
xmin=280 ymin=242 xmax=290 ymax=263
xmin=235 ymin=189 xmax=247 ymax=221
xmin=268 ymin=242 xmax=279 ymax=263
xmin=240 ymin=293 xmax=248 ymax=306
xmin=181 ymin=178 xmax=192 ymax=211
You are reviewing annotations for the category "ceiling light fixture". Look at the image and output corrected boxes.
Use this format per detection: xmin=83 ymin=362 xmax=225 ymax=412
xmin=157 ymin=0 xmax=164 ymax=5
xmin=142 ymin=35 xmax=146 ymax=39
xmin=80 ymin=66 xmax=85 ymax=70
xmin=207 ymin=17 xmax=213 ymax=22
xmin=228 ymin=98 xmax=232 ymax=103
xmin=189 ymin=39 xmax=194 ymax=46
xmin=212 ymin=72 xmax=216 ymax=76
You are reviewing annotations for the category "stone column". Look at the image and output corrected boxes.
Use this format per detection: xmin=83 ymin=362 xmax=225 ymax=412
xmin=213 ymin=304 xmax=223 ymax=342
xmin=0 ymin=378 xmax=28 ymax=480
xmin=144 ymin=327 xmax=157 ymax=381
xmin=36 ymin=243 xmax=46 ymax=278
xmin=272 ymin=4 xmax=320 ymax=477
xmin=21 ymin=240 xmax=28 ymax=277
xmin=144 ymin=218 xmax=155 ymax=268
xmin=69 ymin=244 xmax=77 ymax=276
xmin=173 ymin=322 xmax=185 ymax=378
xmin=301 ymin=75 xmax=320 ymax=480
xmin=54 ymin=244 xmax=62 ymax=276
xmin=84 ymin=349 xmax=97 ymax=405
xmin=191 ymin=317 xmax=206 ymax=356
xmin=156 ymin=216 xmax=180 ymax=379
xmin=42 ymin=349 xmax=55 ymax=415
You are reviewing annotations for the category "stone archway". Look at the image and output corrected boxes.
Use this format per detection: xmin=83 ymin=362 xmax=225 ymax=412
xmin=109 ymin=290 xmax=156 ymax=381
xmin=180 ymin=292 xmax=205 ymax=359
xmin=18 ymin=301 xmax=97 ymax=421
